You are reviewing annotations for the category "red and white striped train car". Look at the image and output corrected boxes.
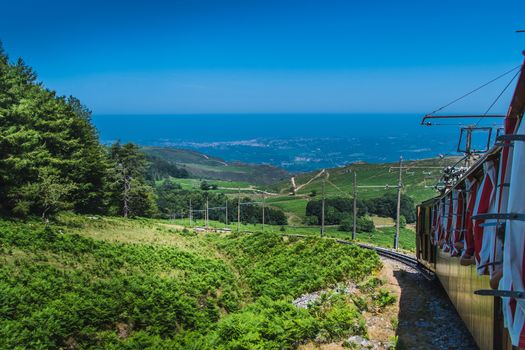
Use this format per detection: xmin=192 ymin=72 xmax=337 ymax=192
xmin=416 ymin=53 xmax=525 ymax=350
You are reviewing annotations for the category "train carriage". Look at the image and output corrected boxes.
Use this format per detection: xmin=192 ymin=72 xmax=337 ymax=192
xmin=416 ymin=52 xmax=525 ymax=350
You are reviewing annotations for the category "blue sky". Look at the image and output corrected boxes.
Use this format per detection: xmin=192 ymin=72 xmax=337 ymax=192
xmin=1 ymin=0 xmax=524 ymax=114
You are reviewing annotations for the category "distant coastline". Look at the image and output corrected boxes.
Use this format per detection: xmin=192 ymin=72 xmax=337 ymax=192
xmin=92 ymin=113 xmax=497 ymax=172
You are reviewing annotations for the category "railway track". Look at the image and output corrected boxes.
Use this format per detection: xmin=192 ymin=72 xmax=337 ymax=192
xmin=340 ymin=240 xmax=435 ymax=280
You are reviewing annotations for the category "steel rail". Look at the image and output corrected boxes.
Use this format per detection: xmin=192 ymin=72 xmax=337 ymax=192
xmin=337 ymin=240 xmax=435 ymax=280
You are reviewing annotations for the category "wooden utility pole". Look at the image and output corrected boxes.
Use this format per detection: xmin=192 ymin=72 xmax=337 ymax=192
xmin=394 ymin=156 xmax=403 ymax=250
xmin=237 ymin=187 xmax=241 ymax=232
xmin=262 ymin=193 xmax=266 ymax=231
xmin=225 ymin=200 xmax=228 ymax=225
xmin=352 ymin=172 xmax=357 ymax=240
xmin=189 ymin=199 xmax=192 ymax=227
xmin=205 ymin=194 xmax=209 ymax=228
xmin=321 ymin=175 xmax=325 ymax=237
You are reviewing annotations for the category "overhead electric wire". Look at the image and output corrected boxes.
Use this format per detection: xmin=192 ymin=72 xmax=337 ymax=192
xmin=326 ymin=178 xmax=351 ymax=197
xmin=474 ymin=68 xmax=521 ymax=127
xmin=425 ymin=64 xmax=522 ymax=117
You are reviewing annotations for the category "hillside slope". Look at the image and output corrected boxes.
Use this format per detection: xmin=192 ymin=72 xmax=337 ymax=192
xmin=0 ymin=214 xmax=386 ymax=349
xmin=265 ymin=157 xmax=459 ymax=223
xmin=143 ymin=147 xmax=289 ymax=185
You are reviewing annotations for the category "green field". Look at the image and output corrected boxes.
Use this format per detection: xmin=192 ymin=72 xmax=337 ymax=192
xmin=147 ymin=146 xmax=455 ymax=226
xmin=257 ymin=157 xmax=458 ymax=225
xmin=270 ymin=157 xmax=457 ymax=203
xmin=176 ymin=217 xmax=416 ymax=252
xmin=162 ymin=178 xmax=254 ymax=191
xmin=265 ymin=197 xmax=309 ymax=224
xmin=148 ymin=147 xmax=453 ymax=233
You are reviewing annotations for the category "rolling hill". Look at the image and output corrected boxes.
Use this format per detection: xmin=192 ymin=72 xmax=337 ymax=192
xmin=144 ymin=146 xmax=457 ymax=226
xmin=264 ymin=157 xmax=459 ymax=224
xmin=142 ymin=147 xmax=289 ymax=185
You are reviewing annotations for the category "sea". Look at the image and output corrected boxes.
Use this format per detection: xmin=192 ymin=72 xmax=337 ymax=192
xmin=92 ymin=114 xmax=500 ymax=172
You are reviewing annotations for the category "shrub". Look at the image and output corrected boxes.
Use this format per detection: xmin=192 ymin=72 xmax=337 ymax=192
xmin=339 ymin=216 xmax=375 ymax=233
xmin=357 ymin=216 xmax=375 ymax=233
xmin=213 ymin=297 xmax=318 ymax=349
xmin=0 ymin=218 xmax=382 ymax=349
xmin=214 ymin=232 xmax=381 ymax=300
xmin=305 ymin=215 xmax=319 ymax=225
xmin=399 ymin=215 xmax=407 ymax=228
xmin=373 ymin=289 xmax=397 ymax=308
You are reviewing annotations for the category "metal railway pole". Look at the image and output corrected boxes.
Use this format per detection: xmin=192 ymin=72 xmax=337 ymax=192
xmin=394 ymin=156 xmax=403 ymax=250
xmin=262 ymin=193 xmax=265 ymax=232
xmin=205 ymin=194 xmax=209 ymax=229
xmin=321 ymin=176 xmax=325 ymax=237
xmin=225 ymin=200 xmax=228 ymax=226
xmin=189 ymin=199 xmax=192 ymax=227
xmin=352 ymin=172 xmax=357 ymax=240
xmin=237 ymin=187 xmax=241 ymax=232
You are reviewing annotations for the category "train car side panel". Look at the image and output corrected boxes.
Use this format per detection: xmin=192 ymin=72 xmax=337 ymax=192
xmin=436 ymin=251 xmax=494 ymax=350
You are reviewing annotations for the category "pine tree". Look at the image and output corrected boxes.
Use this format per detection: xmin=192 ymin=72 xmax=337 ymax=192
xmin=108 ymin=142 xmax=157 ymax=217
xmin=0 ymin=44 xmax=110 ymax=217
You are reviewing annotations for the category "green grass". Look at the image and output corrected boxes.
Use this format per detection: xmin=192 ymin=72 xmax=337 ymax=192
xmin=251 ymin=157 xmax=460 ymax=226
xmin=177 ymin=216 xmax=416 ymax=252
xmin=0 ymin=214 xmax=383 ymax=349
xmin=270 ymin=157 xmax=458 ymax=203
xmin=266 ymin=197 xmax=309 ymax=224
xmin=156 ymin=152 xmax=453 ymax=226
xmin=161 ymin=178 xmax=255 ymax=192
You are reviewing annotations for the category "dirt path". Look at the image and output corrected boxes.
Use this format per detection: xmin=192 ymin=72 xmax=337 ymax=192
xmin=380 ymin=257 xmax=478 ymax=350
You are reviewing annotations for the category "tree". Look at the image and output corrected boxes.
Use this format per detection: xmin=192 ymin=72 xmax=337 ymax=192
xmin=145 ymin=155 xmax=189 ymax=181
xmin=108 ymin=142 xmax=157 ymax=217
xmin=365 ymin=193 xmax=416 ymax=223
xmin=200 ymin=181 xmax=211 ymax=191
xmin=0 ymin=48 xmax=108 ymax=217
xmin=36 ymin=169 xmax=76 ymax=220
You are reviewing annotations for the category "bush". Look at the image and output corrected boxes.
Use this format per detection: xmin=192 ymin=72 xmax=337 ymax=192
xmin=305 ymin=215 xmax=319 ymax=225
xmin=213 ymin=297 xmax=317 ymax=349
xmin=0 ymin=218 xmax=383 ymax=349
xmin=214 ymin=232 xmax=381 ymax=299
xmin=339 ymin=218 xmax=353 ymax=232
xmin=399 ymin=215 xmax=407 ymax=228
xmin=373 ymin=289 xmax=397 ymax=309
xmin=339 ymin=216 xmax=375 ymax=233
xmin=357 ymin=216 xmax=375 ymax=232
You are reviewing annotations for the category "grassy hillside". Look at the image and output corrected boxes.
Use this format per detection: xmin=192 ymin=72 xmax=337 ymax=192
xmin=156 ymin=156 xmax=455 ymax=227
xmin=143 ymin=147 xmax=289 ymax=185
xmin=271 ymin=157 xmax=456 ymax=202
xmin=1 ymin=214 xmax=388 ymax=349
xmin=262 ymin=157 xmax=458 ymax=222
